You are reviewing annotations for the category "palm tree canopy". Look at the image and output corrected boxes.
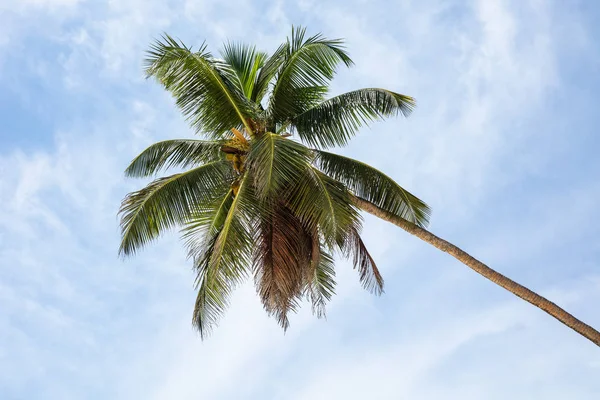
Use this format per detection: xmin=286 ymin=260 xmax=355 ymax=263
xmin=120 ymin=26 xmax=430 ymax=338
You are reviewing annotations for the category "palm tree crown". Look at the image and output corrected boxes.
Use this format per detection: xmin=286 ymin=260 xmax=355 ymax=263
xmin=119 ymin=27 xmax=431 ymax=338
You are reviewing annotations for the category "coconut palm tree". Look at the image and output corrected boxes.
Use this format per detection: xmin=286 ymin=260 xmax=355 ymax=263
xmin=119 ymin=27 xmax=600 ymax=346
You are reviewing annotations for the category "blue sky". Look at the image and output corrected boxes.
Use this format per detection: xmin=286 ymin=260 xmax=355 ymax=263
xmin=1 ymin=0 xmax=599 ymax=398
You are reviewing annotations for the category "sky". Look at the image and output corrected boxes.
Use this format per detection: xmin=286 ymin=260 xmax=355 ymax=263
xmin=1 ymin=0 xmax=599 ymax=398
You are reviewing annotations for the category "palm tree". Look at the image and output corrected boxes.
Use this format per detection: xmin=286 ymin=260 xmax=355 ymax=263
xmin=119 ymin=27 xmax=600 ymax=346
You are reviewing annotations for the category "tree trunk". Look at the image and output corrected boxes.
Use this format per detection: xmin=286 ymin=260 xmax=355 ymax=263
xmin=352 ymin=195 xmax=600 ymax=347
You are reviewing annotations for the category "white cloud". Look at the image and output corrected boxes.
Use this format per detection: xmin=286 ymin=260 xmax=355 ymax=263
xmin=1 ymin=0 xmax=81 ymax=9
xmin=1 ymin=0 xmax=72 ymax=57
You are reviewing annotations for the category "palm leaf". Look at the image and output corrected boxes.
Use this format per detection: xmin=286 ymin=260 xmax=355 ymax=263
xmin=191 ymin=174 xmax=257 ymax=336
xmin=118 ymin=160 xmax=234 ymax=256
xmin=192 ymin=228 xmax=231 ymax=338
xmin=206 ymin=174 xmax=255 ymax=286
xmin=251 ymin=43 xmax=287 ymax=104
xmin=246 ymin=133 xmax=312 ymax=199
xmin=313 ymin=150 xmax=431 ymax=227
xmin=268 ymin=26 xmax=354 ymax=124
xmin=344 ymin=227 xmax=384 ymax=295
xmin=221 ymin=42 xmax=268 ymax=100
xmin=289 ymin=166 xmax=361 ymax=248
xmin=292 ymin=88 xmax=416 ymax=148
xmin=181 ymin=187 xmax=234 ymax=260
xmin=253 ymin=204 xmax=311 ymax=329
xmin=125 ymin=139 xmax=223 ymax=178
xmin=145 ymin=34 xmax=254 ymax=136
xmin=305 ymin=234 xmax=336 ymax=318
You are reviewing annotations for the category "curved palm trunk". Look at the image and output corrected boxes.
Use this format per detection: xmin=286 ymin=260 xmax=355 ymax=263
xmin=352 ymin=195 xmax=600 ymax=347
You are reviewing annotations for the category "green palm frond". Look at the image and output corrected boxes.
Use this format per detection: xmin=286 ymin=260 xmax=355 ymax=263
xmin=305 ymin=235 xmax=336 ymax=318
xmin=118 ymin=160 xmax=234 ymax=256
xmin=251 ymin=43 xmax=286 ymax=104
xmin=206 ymin=174 xmax=255 ymax=285
xmin=181 ymin=187 xmax=234 ymax=260
xmin=192 ymin=228 xmax=231 ymax=338
xmin=290 ymin=166 xmax=362 ymax=248
xmin=221 ymin=42 xmax=268 ymax=100
xmin=268 ymin=26 xmax=354 ymax=123
xmin=125 ymin=139 xmax=224 ymax=178
xmin=191 ymin=174 xmax=256 ymax=336
xmin=344 ymin=227 xmax=384 ymax=295
xmin=292 ymin=88 xmax=416 ymax=148
xmin=145 ymin=34 xmax=254 ymax=136
xmin=313 ymin=150 xmax=431 ymax=227
xmin=246 ymin=133 xmax=311 ymax=199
